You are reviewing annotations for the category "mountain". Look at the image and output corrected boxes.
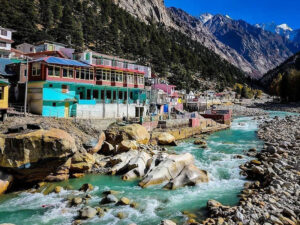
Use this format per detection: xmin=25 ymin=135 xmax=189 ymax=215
xmin=167 ymin=8 xmax=256 ymax=76
xmin=260 ymin=51 xmax=300 ymax=101
xmin=255 ymin=22 xmax=300 ymax=43
xmin=110 ymin=0 xmax=300 ymax=79
xmin=0 ymin=0 xmax=246 ymax=90
xmin=201 ymin=14 xmax=300 ymax=76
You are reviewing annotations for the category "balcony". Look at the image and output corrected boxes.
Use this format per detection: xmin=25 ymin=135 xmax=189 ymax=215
xmin=92 ymin=58 xmax=146 ymax=73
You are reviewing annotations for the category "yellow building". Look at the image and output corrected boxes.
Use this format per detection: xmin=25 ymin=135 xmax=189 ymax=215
xmin=0 ymin=79 xmax=9 ymax=121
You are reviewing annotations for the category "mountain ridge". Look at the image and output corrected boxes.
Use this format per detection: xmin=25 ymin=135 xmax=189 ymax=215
xmin=109 ymin=0 xmax=300 ymax=78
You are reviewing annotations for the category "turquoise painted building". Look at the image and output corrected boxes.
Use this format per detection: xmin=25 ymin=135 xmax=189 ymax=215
xmin=27 ymin=57 xmax=148 ymax=118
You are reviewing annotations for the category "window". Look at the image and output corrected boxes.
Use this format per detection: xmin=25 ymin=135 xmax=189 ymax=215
xmin=124 ymin=91 xmax=127 ymax=100
xmin=69 ymin=68 xmax=74 ymax=78
xmin=106 ymin=90 xmax=111 ymax=99
xmin=130 ymin=92 xmax=133 ymax=99
xmin=62 ymin=85 xmax=69 ymax=93
xmin=32 ymin=63 xmax=41 ymax=76
xmin=63 ymin=68 xmax=68 ymax=77
xmin=0 ymin=29 xmax=7 ymax=36
xmin=115 ymin=71 xmax=123 ymax=82
xmin=87 ymin=89 xmax=91 ymax=99
xmin=0 ymin=87 xmax=4 ymax=99
xmin=48 ymin=66 xmax=54 ymax=76
xmin=52 ymin=102 xmax=56 ymax=107
xmin=118 ymin=91 xmax=123 ymax=100
xmin=93 ymin=90 xmax=99 ymax=99
xmin=96 ymin=69 xmax=103 ymax=81
xmin=113 ymin=91 xmax=116 ymax=100
xmin=111 ymin=70 xmax=116 ymax=82
xmin=0 ymin=42 xmax=6 ymax=47
xmin=55 ymin=66 xmax=60 ymax=76
xmin=49 ymin=84 xmax=53 ymax=88
xmin=76 ymin=69 xmax=80 ymax=79
xmin=89 ymin=69 xmax=94 ymax=80
xmin=80 ymin=69 xmax=85 ymax=79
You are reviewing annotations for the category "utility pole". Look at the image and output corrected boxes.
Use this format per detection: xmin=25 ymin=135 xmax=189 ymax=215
xmin=126 ymin=81 xmax=129 ymax=121
xmin=24 ymin=57 xmax=29 ymax=117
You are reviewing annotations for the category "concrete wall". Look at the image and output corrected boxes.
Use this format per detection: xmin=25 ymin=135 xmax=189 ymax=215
xmin=76 ymin=103 xmax=148 ymax=119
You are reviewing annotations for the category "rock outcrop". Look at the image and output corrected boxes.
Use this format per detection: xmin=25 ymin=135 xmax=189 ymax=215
xmin=105 ymin=124 xmax=150 ymax=145
xmin=164 ymin=165 xmax=209 ymax=189
xmin=139 ymin=153 xmax=197 ymax=188
xmin=0 ymin=128 xmax=76 ymax=168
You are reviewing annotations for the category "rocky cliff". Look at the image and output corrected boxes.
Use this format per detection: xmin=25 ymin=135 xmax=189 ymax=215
xmin=112 ymin=0 xmax=174 ymax=27
xmin=203 ymin=14 xmax=300 ymax=76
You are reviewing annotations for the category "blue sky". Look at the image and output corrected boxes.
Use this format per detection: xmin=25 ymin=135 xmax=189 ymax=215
xmin=165 ymin=0 xmax=300 ymax=29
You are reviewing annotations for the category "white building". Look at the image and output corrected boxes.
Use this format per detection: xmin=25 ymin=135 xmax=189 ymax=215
xmin=0 ymin=27 xmax=15 ymax=58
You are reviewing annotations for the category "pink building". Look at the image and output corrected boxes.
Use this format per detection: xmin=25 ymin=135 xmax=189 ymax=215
xmin=152 ymin=84 xmax=176 ymax=95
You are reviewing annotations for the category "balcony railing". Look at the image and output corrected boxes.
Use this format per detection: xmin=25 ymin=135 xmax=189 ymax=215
xmin=91 ymin=58 xmax=147 ymax=74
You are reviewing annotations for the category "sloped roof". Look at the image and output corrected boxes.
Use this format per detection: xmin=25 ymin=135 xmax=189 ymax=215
xmin=0 ymin=79 xmax=9 ymax=85
xmin=0 ymin=58 xmax=15 ymax=76
xmin=33 ymin=56 xmax=90 ymax=67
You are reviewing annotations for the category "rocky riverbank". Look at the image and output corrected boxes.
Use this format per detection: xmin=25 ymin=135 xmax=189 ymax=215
xmin=216 ymin=105 xmax=268 ymax=117
xmin=253 ymin=102 xmax=300 ymax=114
xmin=0 ymin=116 xmax=214 ymax=195
xmin=202 ymin=115 xmax=300 ymax=225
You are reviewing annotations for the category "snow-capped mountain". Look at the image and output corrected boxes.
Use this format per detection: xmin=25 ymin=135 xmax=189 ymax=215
xmin=255 ymin=22 xmax=300 ymax=41
xmin=199 ymin=13 xmax=213 ymax=24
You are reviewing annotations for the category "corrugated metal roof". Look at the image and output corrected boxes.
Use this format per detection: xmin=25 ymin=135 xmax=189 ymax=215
xmin=33 ymin=56 xmax=90 ymax=67
xmin=0 ymin=58 xmax=15 ymax=76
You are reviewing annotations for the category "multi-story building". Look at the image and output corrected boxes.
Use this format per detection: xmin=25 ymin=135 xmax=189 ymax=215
xmin=0 ymin=27 xmax=15 ymax=58
xmin=27 ymin=56 xmax=148 ymax=119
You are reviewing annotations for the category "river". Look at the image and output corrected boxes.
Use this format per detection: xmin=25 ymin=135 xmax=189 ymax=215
xmin=0 ymin=111 xmax=296 ymax=225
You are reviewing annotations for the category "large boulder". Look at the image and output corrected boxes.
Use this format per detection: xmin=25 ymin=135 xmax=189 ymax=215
xmin=70 ymin=151 xmax=96 ymax=173
xmin=88 ymin=132 xmax=106 ymax=154
xmin=109 ymin=150 xmax=151 ymax=180
xmin=164 ymin=165 xmax=209 ymax=189
xmin=105 ymin=124 xmax=150 ymax=145
xmin=0 ymin=171 xmax=13 ymax=195
xmin=139 ymin=153 xmax=194 ymax=188
xmin=0 ymin=129 xmax=76 ymax=168
xmin=117 ymin=140 xmax=138 ymax=153
xmin=157 ymin=133 xmax=176 ymax=146
xmin=100 ymin=141 xmax=115 ymax=156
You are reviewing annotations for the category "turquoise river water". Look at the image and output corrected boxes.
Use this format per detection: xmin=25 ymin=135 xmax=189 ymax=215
xmin=0 ymin=111 xmax=297 ymax=225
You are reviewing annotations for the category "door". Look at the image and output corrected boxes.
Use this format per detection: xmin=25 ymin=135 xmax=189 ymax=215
xmin=64 ymin=102 xmax=70 ymax=118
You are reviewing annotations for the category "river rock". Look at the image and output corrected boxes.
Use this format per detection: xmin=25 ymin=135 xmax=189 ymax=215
xmin=105 ymin=124 xmax=150 ymax=145
xmin=72 ymin=197 xmax=83 ymax=206
xmin=164 ymin=164 xmax=209 ymax=189
xmin=157 ymin=132 xmax=176 ymax=145
xmin=0 ymin=128 xmax=76 ymax=168
xmin=116 ymin=212 xmax=127 ymax=219
xmin=79 ymin=183 xmax=94 ymax=192
xmin=100 ymin=194 xmax=118 ymax=204
xmin=139 ymin=153 xmax=194 ymax=188
xmin=161 ymin=220 xmax=177 ymax=225
xmin=117 ymin=197 xmax=131 ymax=205
xmin=79 ymin=206 xmax=97 ymax=219
xmin=0 ymin=171 xmax=13 ymax=195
